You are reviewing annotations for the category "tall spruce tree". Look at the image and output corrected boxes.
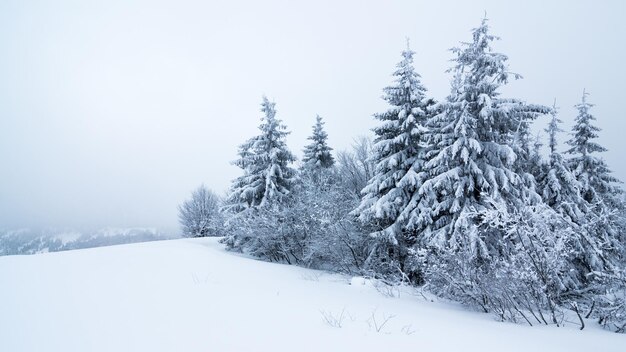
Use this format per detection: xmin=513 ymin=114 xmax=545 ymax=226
xmin=301 ymin=115 xmax=334 ymax=169
xmin=541 ymin=103 xmax=586 ymax=223
xmin=566 ymin=90 xmax=622 ymax=206
xmin=418 ymin=18 xmax=548 ymax=255
xmin=563 ymin=90 xmax=624 ymax=277
xmin=355 ymin=42 xmax=435 ymax=242
xmin=225 ymin=97 xmax=296 ymax=212
xmin=352 ymin=42 xmax=435 ymax=283
xmin=561 ymin=92 xmax=626 ymax=330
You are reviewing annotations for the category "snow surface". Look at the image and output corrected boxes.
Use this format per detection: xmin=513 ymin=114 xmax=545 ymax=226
xmin=0 ymin=238 xmax=623 ymax=352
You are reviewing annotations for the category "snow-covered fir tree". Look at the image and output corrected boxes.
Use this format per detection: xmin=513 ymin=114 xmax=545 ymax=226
xmin=355 ymin=41 xmax=434 ymax=242
xmin=352 ymin=41 xmax=435 ymax=283
xmin=223 ymin=128 xmax=368 ymax=272
xmin=566 ymin=90 xmax=622 ymax=206
xmin=225 ymin=97 xmax=296 ymax=212
xmin=418 ymin=18 xmax=548 ymax=253
xmin=562 ymin=91 xmax=625 ymax=298
xmin=409 ymin=21 xmax=565 ymax=319
xmin=538 ymin=104 xmax=600 ymax=297
xmin=301 ymin=115 xmax=334 ymax=170
xmin=541 ymin=103 xmax=586 ymax=223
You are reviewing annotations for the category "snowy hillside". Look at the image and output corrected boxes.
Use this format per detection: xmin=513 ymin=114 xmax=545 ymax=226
xmin=0 ymin=238 xmax=623 ymax=352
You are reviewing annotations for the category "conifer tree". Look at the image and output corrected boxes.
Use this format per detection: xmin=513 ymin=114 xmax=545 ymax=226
xmin=563 ymin=90 xmax=624 ymax=281
xmin=225 ymin=97 xmax=296 ymax=212
xmin=418 ymin=18 xmax=548 ymax=255
xmin=301 ymin=115 xmax=334 ymax=169
xmin=566 ymin=90 xmax=622 ymax=206
xmin=348 ymin=42 xmax=436 ymax=283
xmin=541 ymin=103 xmax=586 ymax=223
xmin=355 ymin=41 xmax=435 ymax=245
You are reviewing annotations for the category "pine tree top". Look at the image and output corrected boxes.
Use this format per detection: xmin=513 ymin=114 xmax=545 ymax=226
xmin=565 ymin=90 xmax=622 ymax=202
xmin=302 ymin=115 xmax=334 ymax=169
xmin=450 ymin=18 xmax=520 ymax=92
xmin=566 ymin=90 xmax=606 ymax=157
xmin=545 ymin=101 xmax=564 ymax=157
xmin=378 ymin=42 xmax=428 ymax=112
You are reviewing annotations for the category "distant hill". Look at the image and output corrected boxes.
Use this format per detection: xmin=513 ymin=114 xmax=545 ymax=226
xmin=0 ymin=228 xmax=176 ymax=256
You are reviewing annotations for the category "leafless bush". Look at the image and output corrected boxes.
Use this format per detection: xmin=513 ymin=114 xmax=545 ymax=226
xmin=320 ymin=307 xmax=352 ymax=328
xmin=336 ymin=136 xmax=374 ymax=198
xmin=400 ymin=324 xmax=416 ymax=335
xmin=366 ymin=308 xmax=395 ymax=333
xmin=179 ymin=185 xmax=223 ymax=237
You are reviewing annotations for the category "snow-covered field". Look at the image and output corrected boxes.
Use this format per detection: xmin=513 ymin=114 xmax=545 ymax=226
xmin=0 ymin=238 xmax=623 ymax=352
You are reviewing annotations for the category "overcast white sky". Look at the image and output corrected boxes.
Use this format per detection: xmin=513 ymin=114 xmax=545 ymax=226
xmin=1 ymin=0 xmax=624 ymax=233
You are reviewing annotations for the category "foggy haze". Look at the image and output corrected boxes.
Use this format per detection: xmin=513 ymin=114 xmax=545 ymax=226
xmin=1 ymin=0 xmax=624 ymax=233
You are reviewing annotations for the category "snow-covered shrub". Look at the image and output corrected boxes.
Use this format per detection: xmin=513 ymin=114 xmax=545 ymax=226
xmin=423 ymin=198 xmax=626 ymax=331
xmin=223 ymin=168 xmax=371 ymax=274
xmin=178 ymin=185 xmax=224 ymax=237
xmin=297 ymin=170 xmax=371 ymax=274
xmin=592 ymin=272 xmax=626 ymax=333
xmin=221 ymin=203 xmax=303 ymax=264
xmin=424 ymin=202 xmax=575 ymax=326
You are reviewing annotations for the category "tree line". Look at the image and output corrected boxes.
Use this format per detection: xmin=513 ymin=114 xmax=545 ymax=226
xmin=179 ymin=18 xmax=625 ymax=332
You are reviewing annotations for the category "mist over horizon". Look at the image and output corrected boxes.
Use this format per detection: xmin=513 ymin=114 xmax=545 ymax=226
xmin=1 ymin=0 xmax=625 ymax=232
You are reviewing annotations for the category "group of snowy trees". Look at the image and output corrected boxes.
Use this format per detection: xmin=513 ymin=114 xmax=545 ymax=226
xmin=179 ymin=18 xmax=625 ymax=332
xmin=218 ymin=98 xmax=370 ymax=270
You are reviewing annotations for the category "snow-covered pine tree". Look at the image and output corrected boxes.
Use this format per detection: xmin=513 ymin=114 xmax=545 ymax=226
xmin=355 ymin=41 xmax=434 ymax=241
xmin=225 ymin=96 xmax=296 ymax=212
xmin=541 ymin=103 xmax=586 ymax=223
xmin=519 ymin=131 xmax=548 ymax=200
xmin=538 ymin=104 xmax=598 ymax=296
xmin=415 ymin=21 xmax=570 ymax=322
xmin=418 ymin=18 xmax=548 ymax=253
xmin=565 ymin=90 xmax=622 ymax=207
xmin=563 ymin=91 xmax=626 ymax=332
xmin=301 ymin=115 xmax=335 ymax=170
xmin=352 ymin=41 xmax=435 ymax=282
